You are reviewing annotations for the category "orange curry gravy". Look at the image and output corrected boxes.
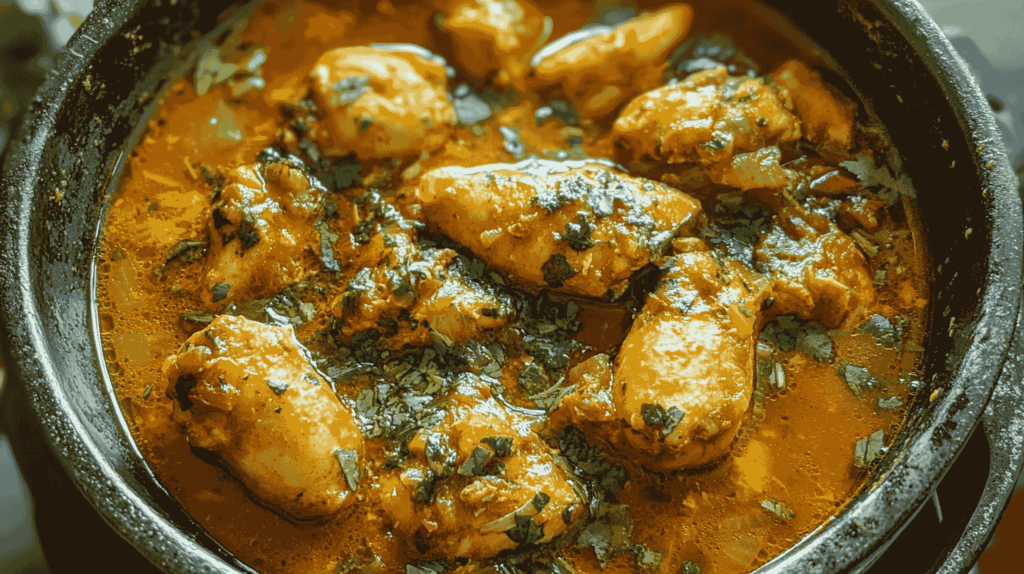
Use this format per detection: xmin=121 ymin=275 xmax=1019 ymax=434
xmin=96 ymin=0 xmax=930 ymax=572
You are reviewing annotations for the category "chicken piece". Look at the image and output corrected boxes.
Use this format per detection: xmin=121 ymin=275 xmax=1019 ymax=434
xmin=417 ymin=159 xmax=702 ymax=299
xmin=438 ymin=0 xmax=552 ymax=91
xmin=755 ymin=209 xmax=874 ymax=329
xmin=309 ymin=47 xmax=456 ymax=159
xmin=333 ymin=228 xmax=516 ymax=349
xmin=549 ymin=353 xmax=618 ymax=431
xmin=611 ymin=242 xmax=773 ymax=470
xmin=531 ymin=5 xmax=693 ymax=119
xmin=376 ymin=379 xmax=585 ymax=560
xmin=614 ymin=67 xmax=801 ymax=169
xmin=704 ymin=145 xmax=793 ymax=191
xmin=772 ymin=60 xmax=857 ymax=155
xmin=165 ymin=315 xmax=364 ymax=522
xmin=201 ymin=153 xmax=325 ymax=307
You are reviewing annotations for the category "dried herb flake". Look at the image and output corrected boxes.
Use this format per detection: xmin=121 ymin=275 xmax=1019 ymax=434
xmin=267 ymin=378 xmax=289 ymax=395
xmin=640 ymin=403 xmax=686 ymax=438
xmin=182 ymin=310 xmax=216 ymax=324
xmin=458 ymin=446 xmax=495 ymax=476
xmin=211 ymin=283 xmax=231 ymax=302
xmin=334 ymin=447 xmax=361 ymax=491
xmin=481 ymin=436 xmax=514 ymax=458
xmin=761 ymin=499 xmax=796 ymax=520
xmin=853 ymin=429 xmax=885 ymax=468
xmin=878 ymin=396 xmax=903 ymax=410
xmin=507 ymin=513 xmax=545 ymax=546
xmin=165 ymin=240 xmax=207 ymax=264
xmin=563 ymin=213 xmax=595 ymax=252
xmin=541 ymin=253 xmax=577 ymax=288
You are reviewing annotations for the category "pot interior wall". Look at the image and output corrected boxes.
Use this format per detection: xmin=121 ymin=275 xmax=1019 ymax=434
xmin=0 ymin=0 xmax=1019 ymax=572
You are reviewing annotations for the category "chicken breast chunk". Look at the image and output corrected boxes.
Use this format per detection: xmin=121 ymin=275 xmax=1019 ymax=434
xmin=613 ymin=66 xmax=801 ymax=168
xmin=614 ymin=243 xmax=772 ymax=470
xmin=165 ymin=315 xmax=364 ymax=522
xmin=772 ymin=60 xmax=857 ymax=155
xmin=551 ymin=240 xmax=770 ymax=471
xmin=376 ymin=378 xmax=585 ymax=560
xmin=756 ymin=208 xmax=874 ymax=329
xmin=416 ymin=159 xmax=702 ymax=298
xmin=438 ymin=0 xmax=552 ymax=91
xmin=532 ymin=5 xmax=693 ymax=118
xmin=309 ymin=46 xmax=456 ymax=158
xmin=332 ymin=226 xmax=516 ymax=350
xmin=202 ymin=153 xmax=325 ymax=307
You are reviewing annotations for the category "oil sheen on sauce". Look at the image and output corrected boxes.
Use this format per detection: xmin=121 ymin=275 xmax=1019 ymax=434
xmin=95 ymin=1 xmax=930 ymax=572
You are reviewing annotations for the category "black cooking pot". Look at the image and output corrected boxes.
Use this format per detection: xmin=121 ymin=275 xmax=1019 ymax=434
xmin=1 ymin=0 xmax=1022 ymax=572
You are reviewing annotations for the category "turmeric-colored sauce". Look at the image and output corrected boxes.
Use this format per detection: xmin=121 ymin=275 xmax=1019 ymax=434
xmin=95 ymin=1 xmax=930 ymax=572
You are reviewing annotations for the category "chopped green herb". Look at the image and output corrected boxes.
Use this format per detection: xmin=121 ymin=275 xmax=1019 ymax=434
xmin=237 ymin=217 xmax=260 ymax=252
xmin=859 ymin=314 xmax=901 ymax=347
xmin=142 ymin=385 xmax=153 ymax=398
xmin=640 ymin=403 xmax=686 ymax=438
xmin=110 ymin=246 xmax=125 ymax=261
xmin=874 ymin=269 xmax=888 ymax=287
xmin=202 ymin=328 xmax=225 ymax=351
xmin=316 ymin=221 xmax=341 ymax=272
xmin=851 ymin=229 xmax=879 ymax=258
xmin=761 ymin=499 xmax=796 ymax=520
xmin=267 ymin=378 xmax=289 ymax=395
xmin=211 ymin=283 xmax=231 ymax=302
xmin=429 ymin=328 xmax=453 ymax=357
xmin=412 ymin=471 xmax=438 ymax=504
xmin=147 ymin=201 xmax=159 ymax=212
xmin=424 ymin=433 xmax=456 ymax=478
xmin=541 ymin=253 xmax=577 ymax=288
xmin=181 ymin=310 xmax=216 ymax=324
xmin=165 ymin=240 xmax=207 ymax=264
xmin=458 ymin=446 xmax=495 ymax=476
xmin=797 ymin=328 xmax=834 ymax=363
xmin=481 ymin=436 xmax=514 ymax=457
xmin=853 ymin=429 xmax=885 ymax=468
xmin=679 ymin=561 xmax=702 ymax=574
xmin=577 ymin=502 xmax=634 ymax=567
xmin=200 ymin=165 xmax=225 ymax=197
xmin=841 ymin=364 xmax=874 ymax=397
xmin=507 ymin=513 xmax=545 ymax=546
xmin=558 ymin=426 xmax=628 ymax=495
xmin=635 ymin=546 xmax=663 ymax=570
xmin=878 ymin=396 xmax=903 ymax=410
xmin=334 ymin=447 xmax=361 ymax=491
xmin=405 ymin=562 xmax=444 ymax=574
xmin=517 ymin=361 xmax=549 ymax=395
xmin=563 ymin=213 xmax=595 ymax=252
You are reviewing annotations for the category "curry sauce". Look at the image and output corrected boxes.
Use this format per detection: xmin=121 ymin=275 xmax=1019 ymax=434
xmin=95 ymin=1 xmax=930 ymax=572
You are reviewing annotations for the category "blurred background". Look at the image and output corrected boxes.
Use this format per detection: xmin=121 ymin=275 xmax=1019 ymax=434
xmin=1 ymin=0 xmax=1023 ymax=572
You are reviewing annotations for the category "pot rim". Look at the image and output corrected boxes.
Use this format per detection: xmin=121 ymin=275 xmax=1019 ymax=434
xmin=1 ymin=0 xmax=1021 ymax=572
